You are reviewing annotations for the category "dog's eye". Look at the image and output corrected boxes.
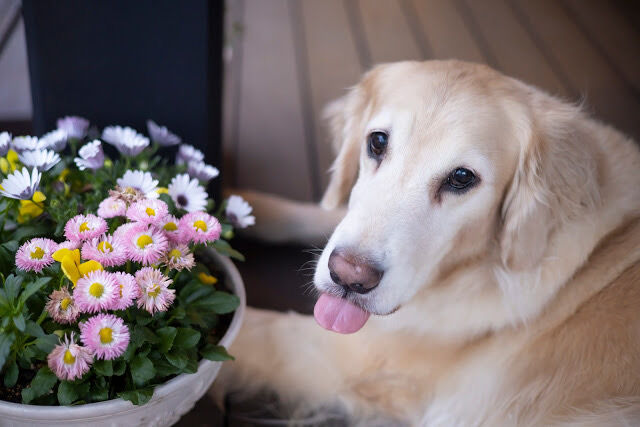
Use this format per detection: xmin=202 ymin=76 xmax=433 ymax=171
xmin=367 ymin=131 xmax=388 ymax=159
xmin=447 ymin=168 xmax=476 ymax=190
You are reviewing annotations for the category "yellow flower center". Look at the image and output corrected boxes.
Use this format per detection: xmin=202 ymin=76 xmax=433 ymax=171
xmin=168 ymin=249 xmax=182 ymax=260
xmin=163 ymin=222 xmax=177 ymax=231
xmin=193 ymin=220 xmax=208 ymax=232
xmin=148 ymin=284 xmax=161 ymax=298
xmin=60 ymin=297 xmax=72 ymax=310
xmin=124 ymin=187 xmax=137 ymax=195
xmin=119 ymin=283 xmax=124 ymax=298
xmin=30 ymin=247 xmax=45 ymax=259
xmin=63 ymin=350 xmax=76 ymax=365
xmin=99 ymin=327 xmax=113 ymax=344
xmin=97 ymin=241 xmax=113 ymax=253
xmin=145 ymin=207 xmax=156 ymax=217
xmin=136 ymin=234 xmax=153 ymax=248
xmin=89 ymin=282 xmax=104 ymax=298
xmin=79 ymin=221 xmax=91 ymax=232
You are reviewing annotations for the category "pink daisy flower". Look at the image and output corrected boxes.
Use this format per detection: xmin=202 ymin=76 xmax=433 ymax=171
xmin=47 ymin=333 xmax=93 ymax=381
xmin=45 ymin=287 xmax=80 ymax=324
xmin=15 ymin=238 xmax=57 ymax=273
xmin=122 ymin=223 xmax=168 ymax=265
xmin=74 ymin=270 xmax=118 ymax=313
xmin=111 ymin=272 xmax=139 ymax=310
xmin=81 ymin=234 xmax=127 ymax=267
xmin=159 ymin=215 xmax=183 ymax=243
xmin=97 ymin=197 xmax=127 ymax=218
xmin=179 ymin=212 xmax=221 ymax=244
xmin=80 ymin=314 xmax=129 ymax=360
xmin=64 ymin=214 xmax=107 ymax=242
xmin=56 ymin=240 xmax=82 ymax=250
xmin=162 ymin=244 xmax=195 ymax=271
xmin=113 ymin=221 xmax=137 ymax=243
xmin=135 ymin=267 xmax=175 ymax=314
xmin=126 ymin=199 xmax=168 ymax=225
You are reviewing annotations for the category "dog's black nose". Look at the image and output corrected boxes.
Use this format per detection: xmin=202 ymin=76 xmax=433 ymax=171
xmin=328 ymin=248 xmax=383 ymax=294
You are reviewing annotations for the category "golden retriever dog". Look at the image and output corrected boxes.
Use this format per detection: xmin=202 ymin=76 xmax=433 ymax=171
xmin=214 ymin=60 xmax=640 ymax=426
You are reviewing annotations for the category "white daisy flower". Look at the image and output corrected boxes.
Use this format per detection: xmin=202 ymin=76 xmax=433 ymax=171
xmin=176 ymin=144 xmax=204 ymax=165
xmin=102 ymin=126 xmax=149 ymax=156
xmin=117 ymin=170 xmax=159 ymax=199
xmin=168 ymin=173 xmax=207 ymax=212
xmin=11 ymin=136 xmax=39 ymax=153
xmin=39 ymin=129 xmax=68 ymax=152
xmin=187 ymin=161 xmax=219 ymax=183
xmin=226 ymin=195 xmax=255 ymax=228
xmin=0 ymin=132 xmax=10 ymax=156
xmin=0 ymin=167 xmax=41 ymax=200
xmin=74 ymin=140 xmax=104 ymax=171
xmin=57 ymin=116 xmax=90 ymax=140
xmin=19 ymin=149 xmax=61 ymax=172
xmin=146 ymin=120 xmax=181 ymax=146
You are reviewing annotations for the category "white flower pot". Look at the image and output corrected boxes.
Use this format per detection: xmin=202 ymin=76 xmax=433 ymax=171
xmin=0 ymin=250 xmax=246 ymax=427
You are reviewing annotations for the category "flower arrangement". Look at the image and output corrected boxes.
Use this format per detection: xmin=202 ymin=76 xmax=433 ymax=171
xmin=0 ymin=118 xmax=254 ymax=406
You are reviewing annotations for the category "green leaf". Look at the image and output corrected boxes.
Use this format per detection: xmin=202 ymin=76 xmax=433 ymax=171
xmin=173 ymin=328 xmax=201 ymax=349
xmin=25 ymin=320 xmax=45 ymax=337
xmin=130 ymin=355 xmax=155 ymax=387
xmin=18 ymin=277 xmax=51 ymax=306
xmin=57 ymin=381 xmax=84 ymax=406
xmin=93 ymin=359 xmax=113 ymax=376
xmin=34 ymin=334 xmax=58 ymax=353
xmin=113 ymin=360 xmax=126 ymax=376
xmin=22 ymin=366 xmax=57 ymax=404
xmin=156 ymin=327 xmax=177 ymax=354
xmin=88 ymin=377 xmax=109 ymax=402
xmin=184 ymin=357 xmax=198 ymax=374
xmin=184 ymin=286 xmax=214 ymax=305
xmin=117 ymin=387 xmax=154 ymax=405
xmin=131 ymin=325 xmax=159 ymax=348
xmin=212 ymin=239 xmax=245 ymax=261
xmin=3 ymin=359 xmax=18 ymax=387
xmin=135 ymin=312 xmax=153 ymax=326
xmin=200 ymin=344 xmax=234 ymax=361
xmin=165 ymin=349 xmax=188 ymax=370
xmin=191 ymin=291 xmax=240 ymax=314
xmin=121 ymin=342 xmax=136 ymax=361
xmin=12 ymin=313 xmax=25 ymax=332
xmin=13 ymin=224 xmax=51 ymax=242
xmin=4 ymin=274 xmax=23 ymax=302
xmin=1 ymin=240 xmax=19 ymax=253
xmin=0 ymin=333 xmax=16 ymax=371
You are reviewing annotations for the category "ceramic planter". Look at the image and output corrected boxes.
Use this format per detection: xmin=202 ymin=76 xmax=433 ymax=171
xmin=0 ymin=249 xmax=245 ymax=427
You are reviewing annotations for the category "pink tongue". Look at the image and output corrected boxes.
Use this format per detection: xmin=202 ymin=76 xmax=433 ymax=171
xmin=314 ymin=293 xmax=370 ymax=334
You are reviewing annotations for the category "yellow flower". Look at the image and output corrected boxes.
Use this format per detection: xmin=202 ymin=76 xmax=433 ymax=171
xmin=0 ymin=158 xmax=8 ymax=174
xmin=156 ymin=187 xmax=169 ymax=194
xmin=58 ymin=168 xmax=71 ymax=182
xmin=198 ymin=272 xmax=218 ymax=285
xmin=53 ymin=248 xmax=103 ymax=286
xmin=17 ymin=191 xmax=46 ymax=223
xmin=6 ymin=149 xmax=19 ymax=172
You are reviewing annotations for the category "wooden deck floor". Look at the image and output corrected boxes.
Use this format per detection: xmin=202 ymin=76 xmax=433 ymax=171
xmin=223 ymin=0 xmax=640 ymax=203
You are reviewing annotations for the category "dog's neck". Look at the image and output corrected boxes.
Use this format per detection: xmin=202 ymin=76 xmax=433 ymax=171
xmin=377 ymin=128 xmax=640 ymax=343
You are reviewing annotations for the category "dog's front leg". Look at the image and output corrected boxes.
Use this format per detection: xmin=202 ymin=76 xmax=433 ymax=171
xmin=212 ymin=308 xmax=358 ymax=407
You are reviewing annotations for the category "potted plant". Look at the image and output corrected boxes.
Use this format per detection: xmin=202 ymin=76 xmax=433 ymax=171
xmin=0 ymin=118 xmax=253 ymax=426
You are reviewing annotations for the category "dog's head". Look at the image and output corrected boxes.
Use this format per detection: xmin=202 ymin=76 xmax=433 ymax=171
xmin=313 ymin=61 xmax=600 ymax=337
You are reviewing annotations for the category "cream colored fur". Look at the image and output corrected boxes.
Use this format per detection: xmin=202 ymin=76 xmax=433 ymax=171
xmin=215 ymin=61 xmax=640 ymax=426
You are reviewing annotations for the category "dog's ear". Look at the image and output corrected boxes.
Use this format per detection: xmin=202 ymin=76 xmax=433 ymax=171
xmin=499 ymin=98 xmax=601 ymax=271
xmin=320 ymin=88 xmax=366 ymax=210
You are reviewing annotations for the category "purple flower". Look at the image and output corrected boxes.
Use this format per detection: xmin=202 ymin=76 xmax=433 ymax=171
xmin=57 ymin=116 xmax=90 ymax=140
xmin=74 ymin=140 xmax=104 ymax=170
xmin=147 ymin=120 xmax=181 ymax=146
